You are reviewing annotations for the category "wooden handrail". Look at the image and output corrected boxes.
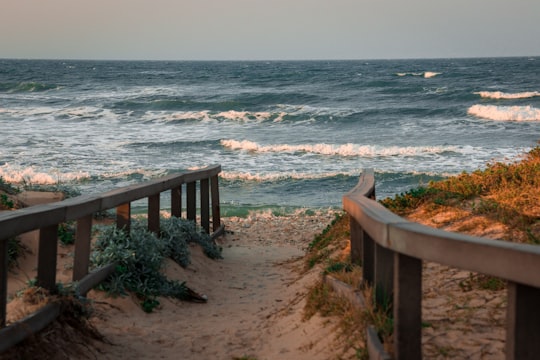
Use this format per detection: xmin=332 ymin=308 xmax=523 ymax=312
xmin=343 ymin=169 xmax=540 ymax=360
xmin=0 ymin=165 xmax=222 ymax=351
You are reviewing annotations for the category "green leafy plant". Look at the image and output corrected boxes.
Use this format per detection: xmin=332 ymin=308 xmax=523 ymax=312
xmin=91 ymin=217 xmax=217 ymax=311
xmin=1 ymin=193 xmax=15 ymax=209
xmin=58 ymin=222 xmax=76 ymax=246
xmin=7 ymin=237 xmax=27 ymax=269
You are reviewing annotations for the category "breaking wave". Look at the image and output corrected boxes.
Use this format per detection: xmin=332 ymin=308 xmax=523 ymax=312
xmin=221 ymin=139 xmax=458 ymax=157
xmin=467 ymin=104 xmax=540 ymax=121
xmin=474 ymin=91 xmax=540 ymax=99
xmin=0 ymin=165 xmax=89 ymax=185
xmin=220 ymin=170 xmax=358 ymax=182
xmin=396 ymin=71 xmax=441 ymax=78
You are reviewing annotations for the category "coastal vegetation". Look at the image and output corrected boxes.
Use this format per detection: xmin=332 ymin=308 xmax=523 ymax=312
xmin=304 ymin=145 xmax=540 ymax=358
xmin=380 ymin=145 xmax=540 ymax=244
xmin=91 ymin=217 xmax=222 ymax=312
xmin=1 ymin=146 xmax=539 ymax=357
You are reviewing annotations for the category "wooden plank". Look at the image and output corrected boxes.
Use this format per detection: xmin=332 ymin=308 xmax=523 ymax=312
xmin=73 ymin=215 xmax=93 ymax=281
xmin=366 ymin=325 xmax=392 ymax=360
xmin=211 ymin=174 xmax=221 ymax=232
xmin=171 ymin=186 xmax=182 ymax=217
xmin=350 ymin=217 xmax=362 ymax=265
xmin=506 ymin=281 xmax=540 ymax=359
xmin=393 ymin=253 xmax=422 ymax=360
xmin=374 ymin=243 xmax=394 ymax=308
xmin=362 ymin=229 xmax=375 ymax=287
xmin=390 ymin=222 xmax=540 ymax=288
xmin=0 ymin=204 xmax=66 ymax=242
xmin=116 ymin=203 xmax=131 ymax=233
xmin=148 ymin=194 xmax=160 ymax=234
xmin=37 ymin=225 xmax=58 ymax=291
xmin=200 ymin=178 xmax=210 ymax=233
xmin=0 ymin=303 xmax=61 ymax=353
xmin=186 ymin=181 xmax=196 ymax=221
xmin=0 ymin=240 xmax=7 ymax=327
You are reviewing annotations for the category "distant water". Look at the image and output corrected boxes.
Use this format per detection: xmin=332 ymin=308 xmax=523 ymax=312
xmin=1 ymin=58 xmax=539 ymax=215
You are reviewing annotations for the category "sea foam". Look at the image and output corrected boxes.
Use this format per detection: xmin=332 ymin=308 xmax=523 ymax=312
xmin=220 ymin=170 xmax=358 ymax=182
xmin=468 ymin=104 xmax=540 ymax=121
xmin=220 ymin=139 xmax=457 ymax=157
xmin=396 ymin=71 xmax=441 ymax=78
xmin=474 ymin=91 xmax=540 ymax=99
xmin=0 ymin=165 xmax=89 ymax=185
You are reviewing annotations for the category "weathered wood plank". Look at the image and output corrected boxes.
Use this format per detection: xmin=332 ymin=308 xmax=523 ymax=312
xmin=148 ymin=194 xmax=160 ymax=234
xmin=211 ymin=174 xmax=221 ymax=232
xmin=0 ymin=240 xmax=7 ymax=327
xmin=362 ymin=229 xmax=375 ymax=287
xmin=37 ymin=225 xmax=58 ymax=291
xmin=186 ymin=181 xmax=196 ymax=221
xmin=506 ymin=281 xmax=540 ymax=359
xmin=171 ymin=186 xmax=182 ymax=217
xmin=116 ymin=203 xmax=131 ymax=233
xmin=374 ymin=243 xmax=393 ymax=307
xmin=73 ymin=215 xmax=93 ymax=282
xmin=350 ymin=217 xmax=363 ymax=265
xmin=393 ymin=253 xmax=422 ymax=360
xmin=200 ymin=178 xmax=210 ymax=233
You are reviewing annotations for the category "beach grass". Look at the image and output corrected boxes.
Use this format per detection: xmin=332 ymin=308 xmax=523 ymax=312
xmin=303 ymin=145 xmax=540 ymax=358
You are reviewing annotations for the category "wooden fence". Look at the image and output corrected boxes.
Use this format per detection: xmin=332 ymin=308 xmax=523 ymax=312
xmin=0 ymin=165 xmax=222 ymax=352
xmin=343 ymin=169 xmax=540 ymax=360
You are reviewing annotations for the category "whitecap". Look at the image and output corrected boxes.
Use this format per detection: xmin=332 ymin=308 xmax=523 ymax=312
xmin=220 ymin=139 xmax=459 ymax=157
xmin=424 ymin=72 xmax=441 ymax=78
xmin=0 ymin=165 xmax=89 ymax=185
xmin=467 ymin=104 xmax=540 ymax=121
xmin=474 ymin=91 xmax=540 ymax=100
xmin=220 ymin=170 xmax=359 ymax=182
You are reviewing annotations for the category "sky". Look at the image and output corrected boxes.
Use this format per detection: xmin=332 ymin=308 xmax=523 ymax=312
xmin=1 ymin=0 xmax=539 ymax=61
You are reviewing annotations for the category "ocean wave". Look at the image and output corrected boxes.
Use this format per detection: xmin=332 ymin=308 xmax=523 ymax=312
xmin=220 ymin=170 xmax=358 ymax=182
xmin=396 ymin=71 xmax=441 ymax=78
xmin=0 ymin=165 xmax=89 ymax=185
xmin=474 ymin=91 xmax=540 ymax=99
xmin=467 ymin=104 xmax=540 ymax=121
xmin=220 ymin=139 xmax=458 ymax=157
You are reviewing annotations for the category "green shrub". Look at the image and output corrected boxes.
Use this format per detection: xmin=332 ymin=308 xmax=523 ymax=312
xmin=7 ymin=237 xmax=26 ymax=269
xmin=91 ymin=217 xmax=218 ymax=311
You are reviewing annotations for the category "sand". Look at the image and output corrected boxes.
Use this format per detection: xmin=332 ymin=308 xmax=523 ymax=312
xmin=86 ymin=212 xmax=343 ymax=360
xmin=4 ymin=191 xmax=509 ymax=359
xmin=5 ymin=202 xmax=347 ymax=360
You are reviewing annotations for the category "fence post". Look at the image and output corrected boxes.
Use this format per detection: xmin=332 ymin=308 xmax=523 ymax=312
xmin=374 ymin=244 xmax=394 ymax=308
xmin=211 ymin=175 xmax=221 ymax=232
xmin=506 ymin=281 xmax=540 ymax=359
xmin=349 ymin=217 xmax=363 ymax=265
xmin=362 ymin=229 xmax=375 ymax=287
xmin=73 ymin=215 xmax=93 ymax=281
xmin=37 ymin=225 xmax=58 ymax=291
xmin=186 ymin=182 xmax=196 ymax=222
xmin=148 ymin=194 xmax=160 ymax=234
xmin=116 ymin=203 xmax=131 ymax=233
xmin=1 ymin=239 xmax=7 ymax=327
xmin=200 ymin=178 xmax=210 ymax=233
xmin=171 ymin=185 xmax=182 ymax=218
xmin=394 ymin=253 xmax=422 ymax=360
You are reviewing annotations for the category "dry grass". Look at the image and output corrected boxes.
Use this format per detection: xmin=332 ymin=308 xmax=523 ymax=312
xmin=380 ymin=145 xmax=540 ymax=244
xmin=304 ymin=213 xmax=393 ymax=359
xmin=2 ymin=287 xmax=108 ymax=360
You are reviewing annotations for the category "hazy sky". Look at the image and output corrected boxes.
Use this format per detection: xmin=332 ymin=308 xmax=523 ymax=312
xmin=1 ymin=0 xmax=539 ymax=60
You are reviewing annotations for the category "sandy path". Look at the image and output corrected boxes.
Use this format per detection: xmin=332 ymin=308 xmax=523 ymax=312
xmin=88 ymin=213 xmax=342 ymax=360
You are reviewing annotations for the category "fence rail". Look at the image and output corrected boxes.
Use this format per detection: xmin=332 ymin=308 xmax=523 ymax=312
xmin=343 ymin=169 xmax=540 ymax=360
xmin=0 ymin=164 xmax=222 ymax=352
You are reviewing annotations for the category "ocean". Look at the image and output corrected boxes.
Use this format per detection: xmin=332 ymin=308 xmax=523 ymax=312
xmin=0 ymin=58 xmax=539 ymax=215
